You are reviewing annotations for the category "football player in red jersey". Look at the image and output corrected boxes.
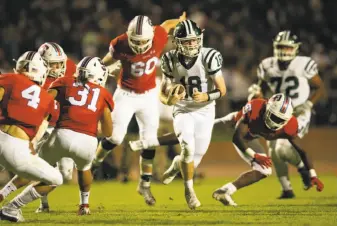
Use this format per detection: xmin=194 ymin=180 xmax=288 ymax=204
xmin=0 ymin=57 xmax=113 ymax=221
xmin=0 ymin=51 xmax=63 ymax=222
xmin=0 ymin=43 xmax=78 ymax=214
xmin=93 ymin=12 xmax=186 ymax=206
xmin=212 ymin=93 xmax=324 ymax=206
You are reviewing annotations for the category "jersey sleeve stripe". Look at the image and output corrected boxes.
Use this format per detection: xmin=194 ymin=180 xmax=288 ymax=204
xmin=205 ymin=49 xmax=215 ymax=63
xmin=208 ymin=68 xmax=221 ymax=75
xmin=208 ymin=51 xmax=218 ymax=69
xmin=304 ymin=59 xmax=314 ymax=72
xmin=163 ymin=54 xmax=172 ymax=72
xmin=308 ymin=62 xmax=317 ymax=73
xmin=163 ymin=71 xmax=174 ymax=78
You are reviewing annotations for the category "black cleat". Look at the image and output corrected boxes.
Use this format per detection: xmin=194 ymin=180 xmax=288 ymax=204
xmin=278 ymin=190 xmax=295 ymax=199
xmin=298 ymin=168 xmax=312 ymax=190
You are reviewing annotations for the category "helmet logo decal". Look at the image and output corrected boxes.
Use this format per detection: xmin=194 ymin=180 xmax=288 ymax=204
xmin=136 ymin=15 xmax=144 ymax=35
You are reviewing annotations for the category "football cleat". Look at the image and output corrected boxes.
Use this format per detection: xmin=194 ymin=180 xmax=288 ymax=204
xmin=278 ymin=190 xmax=295 ymax=199
xmin=185 ymin=189 xmax=201 ymax=210
xmin=78 ymin=204 xmax=90 ymax=215
xmin=162 ymin=156 xmax=181 ymax=185
xmin=35 ymin=204 xmax=50 ymax=213
xmin=0 ymin=205 xmax=25 ymax=222
xmin=137 ymin=184 xmax=156 ymax=206
xmin=298 ymin=168 xmax=312 ymax=190
xmin=212 ymin=188 xmax=238 ymax=206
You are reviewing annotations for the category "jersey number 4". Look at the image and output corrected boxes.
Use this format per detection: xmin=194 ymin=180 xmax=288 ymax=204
xmin=69 ymin=84 xmax=100 ymax=112
xmin=21 ymin=85 xmax=41 ymax=109
xmin=270 ymin=76 xmax=299 ymax=98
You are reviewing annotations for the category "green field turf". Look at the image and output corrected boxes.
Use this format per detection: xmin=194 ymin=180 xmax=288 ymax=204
xmin=1 ymin=175 xmax=336 ymax=225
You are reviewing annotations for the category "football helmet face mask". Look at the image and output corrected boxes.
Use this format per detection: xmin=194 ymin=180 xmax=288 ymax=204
xmin=76 ymin=56 xmax=108 ymax=87
xmin=174 ymin=20 xmax=203 ymax=58
xmin=15 ymin=51 xmax=48 ymax=86
xmin=127 ymin=15 xmax=154 ymax=54
xmin=38 ymin=42 xmax=67 ymax=78
xmin=264 ymin=93 xmax=293 ymax=131
xmin=273 ymin=30 xmax=301 ymax=62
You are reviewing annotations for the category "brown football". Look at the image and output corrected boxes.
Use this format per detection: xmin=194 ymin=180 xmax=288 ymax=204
xmin=172 ymin=84 xmax=185 ymax=95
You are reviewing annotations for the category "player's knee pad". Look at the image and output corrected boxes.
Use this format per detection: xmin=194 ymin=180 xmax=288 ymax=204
xmin=50 ymin=171 xmax=63 ymax=186
xmin=141 ymin=149 xmax=156 ymax=160
xmin=252 ymin=162 xmax=272 ymax=176
xmin=60 ymin=169 xmax=73 ymax=181
xmin=101 ymin=137 xmax=118 ymax=150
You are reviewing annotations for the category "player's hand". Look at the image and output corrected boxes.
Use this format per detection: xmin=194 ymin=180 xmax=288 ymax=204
xmin=167 ymin=85 xmax=185 ymax=106
xmin=192 ymin=88 xmax=208 ymax=102
xmin=253 ymin=154 xmax=272 ymax=169
xmin=311 ymin=177 xmax=324 ymax=192
xmin=247 ymin=84 xmax=263 ymax=101
xmin=179 ymin=11 xmax=187 ymax=22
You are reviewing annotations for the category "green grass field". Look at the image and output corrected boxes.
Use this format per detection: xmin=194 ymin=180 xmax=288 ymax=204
xmin=1 ymin=175 xmax=336 ymax=225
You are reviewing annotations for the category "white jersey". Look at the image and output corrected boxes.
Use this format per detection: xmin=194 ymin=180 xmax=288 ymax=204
xmin=161 ymin=47 xmax=223 ymax=110
xmin=257 ymin=56 xmax=318 ymax=107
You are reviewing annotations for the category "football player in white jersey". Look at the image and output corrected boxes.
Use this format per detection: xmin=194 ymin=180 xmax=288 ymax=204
xmin=248 ymin=30 xmax=325 ymax=198
xmin=159 ymin=20 xmax=226 ymax=209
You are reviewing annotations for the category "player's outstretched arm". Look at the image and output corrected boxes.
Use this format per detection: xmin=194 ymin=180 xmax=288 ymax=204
xmin=214 ymin=112 xmax=238 ymax=124
xmin=288 ymin=137 xmax=324 ymax=191
xmin=233 ymin=120 xmax=272 ymax=169
xmin=160 ymin=11 xmax=186 ymax=33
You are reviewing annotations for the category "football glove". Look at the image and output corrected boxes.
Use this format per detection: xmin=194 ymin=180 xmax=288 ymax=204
xmin=253 ymin=153 xmax=272 ymax=169
xmin=311 ymin=177 xmax=324 ymax=192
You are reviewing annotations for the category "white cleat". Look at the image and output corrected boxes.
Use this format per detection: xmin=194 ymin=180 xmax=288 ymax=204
xmin=212 ymin=188 xmax=237 ymax=206
xmin=162 ymin=155 xmax=181 ymax=185
xmin=0 ymin=205 xmax=25 ymax=222
xmin=129 ymin=140 xmax=147 ymax=152
xmin=35 ymin=204 xmax=50 ymax=213
xmin=78 ymin=204 xmax=91 ymax=215
xmin=185 ymin=190 xmax=201 ymax=210
xmin=137 ymin=184 xmax=156 ymax=206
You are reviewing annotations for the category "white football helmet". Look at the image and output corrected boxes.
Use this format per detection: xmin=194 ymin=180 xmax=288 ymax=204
xmin=273 ymin=30 xmax=301 ymax=62
xmin=264 ymin=93 xmax=293 ymax=130
xmin=76 ymin=56 xmax=108 ymax=86
xmin=127 ymin=15 xmax=154 ymax=54
xmin=38 ymin=42 xmax=67 ymax=78
xmin=15 ymin=51 xmax=48 ymax=85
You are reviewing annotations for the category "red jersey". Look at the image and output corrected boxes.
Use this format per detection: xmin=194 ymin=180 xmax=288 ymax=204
xmin=109 ymin=26 xmax=168 ymax=93
xmin=0 ymin=73 xmax=55 ymax=140
xmin=235 ymin=99 xmax=298 ymax=140
xmin=49 ymin=76 xmax=114 ymax=137
xmin=43 ymin=58 xmax=77 ymax=127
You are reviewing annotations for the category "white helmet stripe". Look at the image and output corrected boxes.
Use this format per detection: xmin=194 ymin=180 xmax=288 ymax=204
xmin=187 ymin=20 xmax=195 ymax=35
xmin=182 ymin=20 xmax=190 ymax=35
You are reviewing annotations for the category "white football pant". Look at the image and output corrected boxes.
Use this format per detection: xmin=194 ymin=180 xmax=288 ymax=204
xmin=173 ymin=105 xmax=215 ymax=167
xmin=0 ymin=130 xmax=63 ymax=185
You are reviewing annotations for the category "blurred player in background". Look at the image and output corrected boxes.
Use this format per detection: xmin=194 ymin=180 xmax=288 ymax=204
xmin=0 ymin=51 xmax=63 ymax=222
xmin=159 ymin=20 xmax=226 ymax=209
xmin=247 ymin=31 xmax=325 ymax=198
xmin=212 ymin=94 xmax=324 ymax=206
xmin=0 ymin=57 xmax=113 ymax=221
xmin=0 ymin=42 xmax=77 ymax=213
xmin=92 ymin=12 xmax=186 ymax=206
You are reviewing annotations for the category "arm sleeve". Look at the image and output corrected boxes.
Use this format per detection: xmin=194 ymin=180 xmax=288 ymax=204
xmin=283 ymin=116 xmax=299 ymax=138
xmin=0 ymin=75 xmax=12 ymax=93
xmin=154 ymin=26 xmax=168 ymax=50
xmin=205 ymin=49 xmax=223 ymax=77
xmin=109 ymin=34 xmax=126 ymax=60
xmin=160 ymin=53 xmax=174 ymax=79
xmin=303 ymin=58 xmax=318 ymax=79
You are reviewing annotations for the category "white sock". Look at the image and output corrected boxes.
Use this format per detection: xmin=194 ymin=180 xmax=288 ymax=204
xmin=11 ymin=185 xmax=42 ymax=209
xmin=279 ymin=176 xmax=293 ymax=191
xmin=297 ymin=161 xmax=305 ymax=169
xmin=79 ymin=191 xmax=90 ymax=205
xmin=0 ymin=182 xmax=17 ymax=198
xmin=40 ymin=195 xmax=49 ymax=206
xmin=184 ymin=179 xmax=194 ymax=191
xmin=221 ymin=183 xmax=237 ymax=195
